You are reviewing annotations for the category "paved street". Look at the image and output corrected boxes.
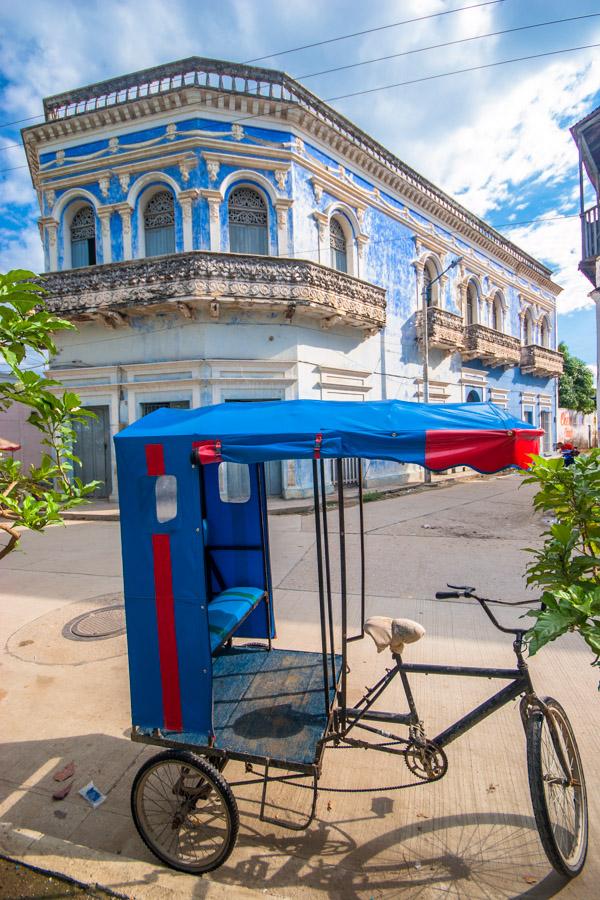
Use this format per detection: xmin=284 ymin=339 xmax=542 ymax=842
xmin=0 ymin=473 xmax=598 ymax=899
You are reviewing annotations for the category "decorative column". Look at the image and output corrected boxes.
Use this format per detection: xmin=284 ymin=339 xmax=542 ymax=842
xmin=116 ymin=203 xmax=133 ymax=260
xmin=202 ymin=190 xmax=222 ymax=251
xmin=179 ymin=189 xmax=199 ymax=252
xmin=40 ymin=218 xmax=58 ymax=270
xmin=356 ymin=235 xmax=369 ymax=279
xmin=313 ymin=211 xmax=328 ymax=264
xmin=98 ymin=208 xmax=112 ymax=265
xmin=275 ymin=199 xmax=293 ymax=257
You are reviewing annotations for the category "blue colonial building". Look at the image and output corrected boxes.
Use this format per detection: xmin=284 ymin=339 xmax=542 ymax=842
xmin=22 ymin=57 xmax=563 ymax=499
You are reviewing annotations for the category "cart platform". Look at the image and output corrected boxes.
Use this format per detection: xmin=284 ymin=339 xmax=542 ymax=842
xmin=133 ymin=646 xmax=342 ymax=770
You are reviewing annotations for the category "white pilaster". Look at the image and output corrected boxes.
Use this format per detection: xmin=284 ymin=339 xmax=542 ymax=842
xmin=275 ymin=200 xmax=293 ymax=257
xmin=117 ymin=203 xmax=133 ymax=260
xmin=179 ymin=190 xmax=198 ymax=253
xmin=202 ymin=190 xmax=222 ymax=251
xmin=98 ymin=209 xmax=112 ymax=264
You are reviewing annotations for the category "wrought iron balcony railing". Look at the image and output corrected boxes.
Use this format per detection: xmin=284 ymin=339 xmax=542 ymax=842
xmin=41 ymin=251 xmax=386 ymax=331
xmin=583 ymin=205 xmax=600 ymax=260
xmin=520 ymin=344 xmax=564 ymax=377
xmin=463 ymin=323 xmax=521 ymax=368
xmin=415 ymin=306 xmax=464 ymax=352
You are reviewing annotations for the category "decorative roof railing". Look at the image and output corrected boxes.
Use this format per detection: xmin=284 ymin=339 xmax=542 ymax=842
xmin=40 ymin=57 xmax=552 ymax=281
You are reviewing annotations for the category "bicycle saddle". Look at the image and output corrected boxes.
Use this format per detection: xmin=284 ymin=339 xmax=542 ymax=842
xmin=364 ymin=616 xmax=425 ymax=654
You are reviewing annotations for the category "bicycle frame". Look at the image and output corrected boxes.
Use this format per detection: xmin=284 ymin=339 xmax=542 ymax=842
xmin=338 ymin=646 xmax=535 ymax=753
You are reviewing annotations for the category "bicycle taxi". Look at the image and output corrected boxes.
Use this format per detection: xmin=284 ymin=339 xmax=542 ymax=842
xmin=114 ymin=399 xmax=588 ymax=878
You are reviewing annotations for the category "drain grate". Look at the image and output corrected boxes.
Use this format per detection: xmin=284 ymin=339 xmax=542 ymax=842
xmin=64 ymin=605 xmax=126 ymax=641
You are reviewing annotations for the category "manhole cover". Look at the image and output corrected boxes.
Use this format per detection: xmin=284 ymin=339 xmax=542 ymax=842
xmin=63 ymin=605 xmax=126 ymax=641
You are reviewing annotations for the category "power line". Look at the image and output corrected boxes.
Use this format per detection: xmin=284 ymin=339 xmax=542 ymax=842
xmin=2 ymin=38 xmax=599 ymax=178
xmin=296 ymin=12 xmax=600 ymax=80
xmin=245 ymin=0 xmax=506 ymax=63
xmin=3 ymin=10 xmax=593 ymax=154
xmin=326 ymin=40 xmax=600 ymax=101
xmin=0 ymin=0 xmax=506 ymax=134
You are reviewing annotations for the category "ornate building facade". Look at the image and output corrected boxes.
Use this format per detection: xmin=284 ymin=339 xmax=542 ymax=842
xmin=22 ymin=58 xmax=563 ymax=498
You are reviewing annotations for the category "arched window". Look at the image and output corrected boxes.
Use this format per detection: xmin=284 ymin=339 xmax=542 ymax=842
xmin=465 ymin=281 xmax=478 ymax=325
xmin=70 ymin=206 xmax=96 ymax=268
xmin=466 ymin=388 xmax=481 ymax=403
xmin=422 ymin=258 xmax=442 ymax=307
xmin=540 ymin=316 xmax=550 ymax=348
xmin=522 ymin=309 xmax=534 ymax=345
xmin=144 ymin=190 xmax=175 ymax=257
xmin=492 ymin=292 xmax=503 ymax=332
xmin=330 ymin=217 xmax=348 ymax=273
xmin=228 ymin=187 xmax=268 ymax=255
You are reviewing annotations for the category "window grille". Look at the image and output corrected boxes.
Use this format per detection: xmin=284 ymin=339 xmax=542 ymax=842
xmin=71 ymin=205 xmax=96 ymax=268
xmin=144 ymin=190 xmax=175 ymax=257
xmin=228 ymin=188 xmax=268 ymax=254
xmin=330 ymin=217 xmax=348 ymax=273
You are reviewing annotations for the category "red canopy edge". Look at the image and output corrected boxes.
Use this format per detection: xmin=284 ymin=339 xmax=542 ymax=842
xmin=425 ymin=428 xmax=543 ymax=473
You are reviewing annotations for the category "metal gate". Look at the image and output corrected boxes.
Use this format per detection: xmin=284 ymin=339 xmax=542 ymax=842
xmin=540 ymin=410 xmax=552 ymax=454
xmin=73 ymin=405 xmax=112 ymax=499
xmin=332 ymin=457 xmax=362 ymax=487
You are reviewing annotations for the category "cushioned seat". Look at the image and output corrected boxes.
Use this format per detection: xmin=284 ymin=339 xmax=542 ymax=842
xmin=364 ymin=616 xmax=425 ymax=654
xmin=208 ymin=587 xmax=266 ymax=653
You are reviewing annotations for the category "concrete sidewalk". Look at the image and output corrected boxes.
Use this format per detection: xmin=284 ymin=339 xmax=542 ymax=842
xmin=1 ymin=477 xmax=598 ymax=898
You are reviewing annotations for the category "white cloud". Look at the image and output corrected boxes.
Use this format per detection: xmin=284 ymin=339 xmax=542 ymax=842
xmin=504 ymin=214 xmax=592 ymax=314
xmin=0 ymin=224 xmax=44 ymax=274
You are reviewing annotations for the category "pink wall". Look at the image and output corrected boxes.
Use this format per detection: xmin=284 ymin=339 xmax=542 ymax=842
xmin=0 ymin=404 xmax=44 ymax=469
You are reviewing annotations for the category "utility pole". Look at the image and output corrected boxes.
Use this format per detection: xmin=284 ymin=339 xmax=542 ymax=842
xmin=421 ymin=255 xmax=463 ymax=483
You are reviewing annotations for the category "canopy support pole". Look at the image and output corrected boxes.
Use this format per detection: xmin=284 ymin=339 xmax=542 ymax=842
xmin=337 ymin=458 xmax=348 ymax=730
xmin=349 ymin=458 xmax=366 ymax=643
xmin=256 ymin=463 xmax=272 ymax=652
xmin=319 ymin=458 xmax=337 ymax=696
xmin=312 ymin=460 xmax=332 ymax=718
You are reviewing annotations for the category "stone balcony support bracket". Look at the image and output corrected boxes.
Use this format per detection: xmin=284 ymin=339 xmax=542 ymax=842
xmin=463 ymin=323 xmax=521 ymax=368
xmin=520 ymin=344 xmax=564 ymax=377
xmin=416 ymin=306 xmax=464 ymax=352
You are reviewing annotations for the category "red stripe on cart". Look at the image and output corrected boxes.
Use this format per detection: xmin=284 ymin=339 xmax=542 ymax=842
xmin=151 ymin=533 xmax=183 ymax=732
xmin=145 ymin=443 xmax=166 ymax=476
xmin=425 ymin=428 xmax=542 ymax=473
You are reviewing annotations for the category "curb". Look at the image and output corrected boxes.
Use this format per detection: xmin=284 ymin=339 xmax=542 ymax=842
xmin=0 ymin=822 xmax=285 ymax=900
xmin=63 ymin=470 xmax=517 ymax=522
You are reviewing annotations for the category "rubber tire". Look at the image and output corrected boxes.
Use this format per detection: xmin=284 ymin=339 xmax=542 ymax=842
xmin=525 ymin=697 xmax=588 ymax=878
xmin=131 ymin=749 xmax=239 ymax=874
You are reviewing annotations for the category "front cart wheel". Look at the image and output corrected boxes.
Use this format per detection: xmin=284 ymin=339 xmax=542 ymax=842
xmin=525 ymin=697 xmax=588 ymax=878
xmin=131 ymin=750 xmax=238 ymax=874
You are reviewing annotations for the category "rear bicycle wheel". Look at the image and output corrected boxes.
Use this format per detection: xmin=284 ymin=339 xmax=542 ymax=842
xmin=526 ymin=697 xmax=588 ymax=877
xmin=131 ymin=749 xmax=238 ymax=874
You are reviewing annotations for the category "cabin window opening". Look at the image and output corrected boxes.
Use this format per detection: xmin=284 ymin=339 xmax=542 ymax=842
xmin=155 ymin=475 xmax=177 ymax=523
xmin=219 ymin=462 xmax=251 ymax=503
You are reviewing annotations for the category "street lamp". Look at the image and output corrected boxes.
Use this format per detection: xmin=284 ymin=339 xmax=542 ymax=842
xmin=421 ymin=255 xmax=463 ymax=404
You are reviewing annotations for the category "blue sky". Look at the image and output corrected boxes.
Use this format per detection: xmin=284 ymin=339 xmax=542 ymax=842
xmin=1 ymin=0 xmax=599 ymax=364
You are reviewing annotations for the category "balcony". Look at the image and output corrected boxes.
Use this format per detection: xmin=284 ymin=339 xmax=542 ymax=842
xmin=580 ymin=205 xmax=600 ymax=284
xmin=462 ymin=324 xmax=521 ymax=368
xmin=416 ymin=306 xmax=464 ymax=352
xmin=520 ymin=344 xmax=564 ymax=377
xmin=41 ymin=251 xmax=386 ymax=331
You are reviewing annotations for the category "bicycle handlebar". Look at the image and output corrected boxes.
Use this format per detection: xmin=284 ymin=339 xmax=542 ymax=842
xmin=435 ymin=584 xmax=526 ymax=637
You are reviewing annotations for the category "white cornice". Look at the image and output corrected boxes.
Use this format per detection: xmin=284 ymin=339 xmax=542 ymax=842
xmin=24 ymin=88 xmax=560 ymax=298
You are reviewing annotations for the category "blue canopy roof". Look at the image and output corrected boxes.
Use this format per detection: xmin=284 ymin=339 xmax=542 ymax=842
xmin=115 ymin=399 xmax=542 ymax=473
